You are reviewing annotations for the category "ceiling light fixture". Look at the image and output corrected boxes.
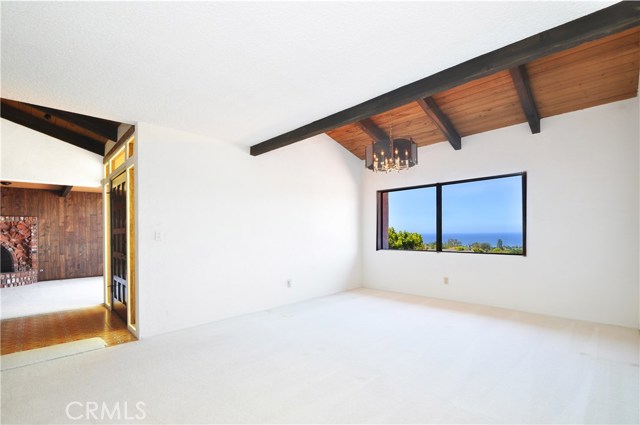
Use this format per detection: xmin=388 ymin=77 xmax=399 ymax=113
xmin=365 ymin=125 xmax=418 ymax=173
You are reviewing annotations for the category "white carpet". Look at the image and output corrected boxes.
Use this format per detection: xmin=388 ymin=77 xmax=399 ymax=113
xmin=1 ymin=337 xmax=106 ymax=371
xmin=1 ymin=288 xmax=638 ymax=424
xmin=0 ymin=276 xmax=103 ymax=319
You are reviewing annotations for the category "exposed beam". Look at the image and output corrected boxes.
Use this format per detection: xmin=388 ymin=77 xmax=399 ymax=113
xmin=356 ymin=118 xmax=389 ymax=143
xmin=60 ymin=186 xmax=73 ymax=198
xmin=416 ymin=97 xmax=461 ymax=150
xmin=0 ymin=102 xmax=105 ymax=155
xmin=509 ymin=65 xmax=541 ymax=134
xmin=28 ymin=104 xmax=119 ymax=141
xmin=250 ymin=2 xmax=639 ymax=156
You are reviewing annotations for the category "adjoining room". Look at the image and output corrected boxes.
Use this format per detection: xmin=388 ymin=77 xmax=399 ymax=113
xmin=0 ymin=105 xmax=137 ymax=357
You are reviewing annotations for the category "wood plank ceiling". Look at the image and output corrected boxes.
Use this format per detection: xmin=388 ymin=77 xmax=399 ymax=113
xmin=327 ymin=27 xmax=639 ymax=159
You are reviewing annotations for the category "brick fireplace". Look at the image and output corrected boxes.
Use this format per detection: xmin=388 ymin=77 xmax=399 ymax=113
xmin=0 ymin=216 xmax=38 ymax=288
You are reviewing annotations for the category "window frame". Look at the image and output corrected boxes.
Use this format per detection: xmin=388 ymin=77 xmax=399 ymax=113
xmin=376 ymin=172 xmax=527 ymax=256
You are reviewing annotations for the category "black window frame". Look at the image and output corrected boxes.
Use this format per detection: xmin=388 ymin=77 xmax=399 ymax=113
xmin=377 ymin=172 xmax=527 ymax=256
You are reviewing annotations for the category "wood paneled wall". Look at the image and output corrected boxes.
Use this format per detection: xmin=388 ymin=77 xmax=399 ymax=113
xmin=1 ymin=187 xmax=103 ymax=281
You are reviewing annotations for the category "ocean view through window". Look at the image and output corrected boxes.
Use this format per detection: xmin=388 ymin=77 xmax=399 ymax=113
xmin=377 ymin=173 xmax=526 ymax=255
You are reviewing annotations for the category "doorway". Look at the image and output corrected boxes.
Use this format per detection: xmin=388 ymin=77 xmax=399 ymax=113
xmin=103 ymin=135 xmax=137 ymax=335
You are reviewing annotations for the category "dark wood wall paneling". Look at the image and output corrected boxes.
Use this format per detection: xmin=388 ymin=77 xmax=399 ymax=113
xmin=1 ymin=188 xmax=103 ymax=281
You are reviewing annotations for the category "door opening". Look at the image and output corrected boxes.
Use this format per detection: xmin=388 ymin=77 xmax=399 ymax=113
xmin=103 ymin=134 xmax=136 ymax=335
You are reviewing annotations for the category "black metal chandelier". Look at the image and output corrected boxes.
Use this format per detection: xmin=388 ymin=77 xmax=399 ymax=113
xmin=365 ymin=137 xmax=418 ymax=172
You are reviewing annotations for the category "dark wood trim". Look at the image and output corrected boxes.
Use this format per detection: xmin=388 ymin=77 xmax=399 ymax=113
xmin=60 ymin=186 xmax=73 ymax=198
xmin=1 ymin=102 xmax=105 ymax=155
xmin=104 ymin=125 xmax=135 ymax=164
xmin=250 ymin=2 xmax=639 ymax=156
xmin=357 ymin=118 xmax=389 ymax=143
xmin=416 ymin=97 xmax=461 ymax=150
xmin=376 ymin=172 xmax=527 ymax=256
xmin=26 ymin=104 xmax=119 ymax=141
xmin=509 ymin=65 xmax=541 ymax=134
xmin=376 ymin=191 xmax=390 ymax=250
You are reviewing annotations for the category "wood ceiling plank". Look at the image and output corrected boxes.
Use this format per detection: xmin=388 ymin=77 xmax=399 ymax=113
xmin=327 ymin=19 xmax=639 ymax=160
xmin=533 ymin=68 xmax=639 ymax=106
xmin=436 ymin=88 xmax=522 ymax=117
xmin=533 ymin=61 xmax=639 ymax=95
xmin=251 ymin=2 xmax=640 ymax=155
xmin=528 ymin=46 xmax=639 ymax=83
xmin=439 ymin=90 xmax=522 ymax=118
xmin=368 ymin=102 xmax=442 ymax=140
xmin=459 ymin=118 xmax=527 ymax=137
xmin=532 ymin=53 xmax=638 ymax=87
xmin=449 ymin=100 xmax=526 ymax=137
xmin=527 ymin=27 xmax=639 ymax=73
xmin=536 ymin=77 xmax=638 ymax=117
xmin=328 ymin=102 xmax=451 ymax=158
xmin=541 ymin=92 xmax=637 ymax=118
xmin=431 ymin=71 xmax=512 ymax=104
xmin=456 ymin=108 xmax=527 ymax=132
xmin=528 ymin=45 xmax=639 ymax=82
xmin=326 ymin=123 xmax=372 ymax=159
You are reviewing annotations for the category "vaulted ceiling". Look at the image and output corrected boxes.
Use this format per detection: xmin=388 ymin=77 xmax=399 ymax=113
xmin=247 ymin=2 xmax=639 ymax=158
xmin=1 ymin=1 xmax=625 ymax=152
xmin=326 ymin=26 xmax=639 ymax=159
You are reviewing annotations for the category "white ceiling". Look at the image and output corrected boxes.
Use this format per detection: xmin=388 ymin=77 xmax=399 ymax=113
xmin=0 ymin=1 xmax=615 ymax=147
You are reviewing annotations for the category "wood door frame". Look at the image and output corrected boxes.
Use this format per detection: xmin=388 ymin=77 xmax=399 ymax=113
xmin=103 ymin=136 xmax=138 ymax=337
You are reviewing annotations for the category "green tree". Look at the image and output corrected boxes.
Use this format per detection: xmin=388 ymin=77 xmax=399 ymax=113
xmin=388 ymin=227 xmax=425 ymax=250
xmin=497 ymin=239 xmax=503 ymax=249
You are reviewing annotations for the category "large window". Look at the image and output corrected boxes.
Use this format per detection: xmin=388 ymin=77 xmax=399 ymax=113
xmin=377 ymin=173 xmax=526 ymax=255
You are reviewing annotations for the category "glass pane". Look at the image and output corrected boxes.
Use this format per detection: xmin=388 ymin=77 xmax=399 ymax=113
xmin=442 ymin=176 xmax=523 ymax=254
xmin=388 ymin=187 xmax=436 ymax=251
xmin=110 ymin=149 xmax=126 ymax=171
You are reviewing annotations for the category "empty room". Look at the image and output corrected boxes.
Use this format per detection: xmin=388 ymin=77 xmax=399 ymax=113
xmin=1 ymin=1 xmax=638 ymax=424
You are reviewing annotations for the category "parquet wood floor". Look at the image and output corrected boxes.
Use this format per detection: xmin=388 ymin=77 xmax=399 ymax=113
xmin=1 ymin=305 xmax=136 ymax=355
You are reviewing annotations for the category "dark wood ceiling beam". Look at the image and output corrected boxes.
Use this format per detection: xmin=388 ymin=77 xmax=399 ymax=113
xmin=0 ymin=102 xmax=105 ymax=155
xmin=416 ymin=97 xmax=461 ymax=150
xmin=250 ymin=2 xmax=639 ymax=156
xmin=27 ymin=104 xmax=119 ymax=141
xmin=356 ymin=118 xmax=389 ymax=143
xmin=509 ymin=65 xmax=541 ymax=134
xmin=59 ymin=186 xmax=73 ymax=198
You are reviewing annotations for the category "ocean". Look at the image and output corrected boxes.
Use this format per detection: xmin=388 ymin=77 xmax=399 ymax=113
xmin=420 ymin=232 xmax=523 ymax=247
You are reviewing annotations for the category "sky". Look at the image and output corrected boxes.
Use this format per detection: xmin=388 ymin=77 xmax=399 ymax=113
xmin=388 ymin=175 xmax=523 ymax=235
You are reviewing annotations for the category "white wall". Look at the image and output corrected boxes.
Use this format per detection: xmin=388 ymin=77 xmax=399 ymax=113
xmin=0 ymin=118 xmax=102 ymax=186
xmin=136 ymin=123 xmax=362 ymax=337
xmin=362 ymin=99 xmax=639 ymax=328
